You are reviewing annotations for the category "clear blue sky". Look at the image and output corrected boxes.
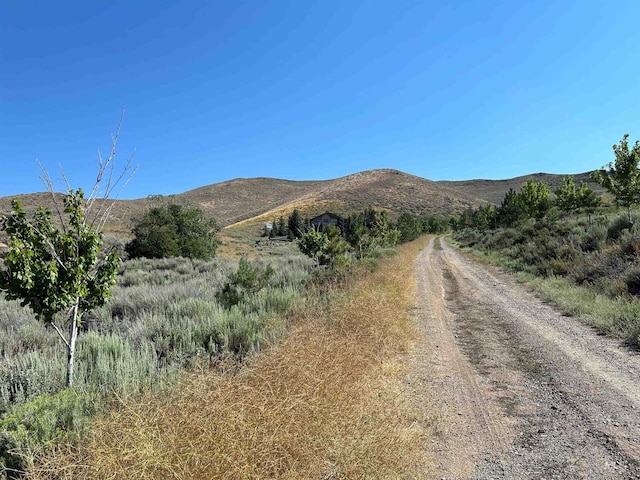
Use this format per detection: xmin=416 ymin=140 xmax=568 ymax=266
xmin=2 ymin=1 xmax=640 ymax=199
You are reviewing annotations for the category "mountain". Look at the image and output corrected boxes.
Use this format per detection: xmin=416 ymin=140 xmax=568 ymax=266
xmin=0 ymin=169 xmax=604 ymax=238
xmin=213 ymin=169 xmax=487 ymax=227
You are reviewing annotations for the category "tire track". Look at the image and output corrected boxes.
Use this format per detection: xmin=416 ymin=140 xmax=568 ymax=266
xmin=412 ymin=237 xmax=640 ymax=478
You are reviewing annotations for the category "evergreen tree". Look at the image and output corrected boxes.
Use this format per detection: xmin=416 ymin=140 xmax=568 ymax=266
xmin=577 ymin=181 xmax=601 ymax=225
xmin=554 ymin=176 xmax=579 ymax=214
xmin=287 ymin=209 xmax=305 ymax=240
xmin=519 ymin=179 xmax=550 ymax=219
xmin=497 ymin=188 xmax=523 ymax=227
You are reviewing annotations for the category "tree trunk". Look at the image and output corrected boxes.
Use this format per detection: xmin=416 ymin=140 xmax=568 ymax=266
xmin=66 ymin=301 xmax=80 ymax=388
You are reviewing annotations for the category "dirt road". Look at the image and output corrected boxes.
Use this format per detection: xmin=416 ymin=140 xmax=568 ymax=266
xmin=409 ymin=237 xmax=640 ymax=479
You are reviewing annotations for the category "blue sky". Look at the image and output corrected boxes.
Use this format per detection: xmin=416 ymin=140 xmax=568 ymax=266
xmin=2 ymin=1 xmax=640 ymax=199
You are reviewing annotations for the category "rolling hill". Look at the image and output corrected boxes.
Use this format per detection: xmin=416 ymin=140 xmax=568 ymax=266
xmin=0 ymin=169 xmax=603 ymax=239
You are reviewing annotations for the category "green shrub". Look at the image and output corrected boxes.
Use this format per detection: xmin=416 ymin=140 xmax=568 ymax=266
xmin=216 ymin=258 xmax=274 ymax=309
xmin=623 ymin=266 xmax=640 ymax=296
xmin=580 ymin=224 xmax=607 ymax=252
xmin=607 ymin=213 xmax=633 ymax=240
xmin=0 ymin=389 xmax=99 ymax=476
xmin=0 ymin=352 xmax=65 ymax=414
xmin=75 ymin=333 xmax=159 ymax=397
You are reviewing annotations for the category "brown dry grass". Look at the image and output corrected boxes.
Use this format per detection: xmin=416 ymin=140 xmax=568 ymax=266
xmin=2 ymin=169 xmax=487 ymax=238
xmin=29 ymin=239 xmax=436 ymax=480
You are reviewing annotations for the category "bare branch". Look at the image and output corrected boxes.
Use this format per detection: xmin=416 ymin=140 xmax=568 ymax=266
xmin=84 ymin=109 xmax=138 ymax=231
xmin=50 ymin=322 xmax=71 ymax=349
xmin=93 ymin=154 xmax=138 ymax=232
xmin=37 ymin=160 xmax=67 ymax=235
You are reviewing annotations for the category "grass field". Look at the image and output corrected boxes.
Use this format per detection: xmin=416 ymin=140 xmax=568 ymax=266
xmin=29 ymin=238 xmax=436 ymax=479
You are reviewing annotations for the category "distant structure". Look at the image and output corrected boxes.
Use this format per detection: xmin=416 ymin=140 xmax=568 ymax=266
xmin=309 ymin=212 xmax=340 ymax=230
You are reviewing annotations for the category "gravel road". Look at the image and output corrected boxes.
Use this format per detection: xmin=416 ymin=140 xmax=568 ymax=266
xmin=409 ymin=237 xmax=640 ymax=479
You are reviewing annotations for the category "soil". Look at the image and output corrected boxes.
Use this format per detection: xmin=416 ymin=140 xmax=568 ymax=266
xmin=408 ymin=237 xmax=640 ymax=479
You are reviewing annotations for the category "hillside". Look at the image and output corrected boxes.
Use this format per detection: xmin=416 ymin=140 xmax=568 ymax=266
xmin=229 ymin=169 xmax=488 ymax=227
xmin=0 ymin=169 xmax=605 ymax=239
xmin=0 ymin=170 xmax=486 ymax=236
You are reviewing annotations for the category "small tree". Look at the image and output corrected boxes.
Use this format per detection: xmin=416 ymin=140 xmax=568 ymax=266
xmin=0 ymin=120 xmax=134 ymax=388
xmin=496 ymin=188 xmax=523 ymax=227
xmin=554 ymin=176 xmax=580 ymax=215
xmin=518 ymin=179 xmax=550 ymax=219
xmin=298 ymin=229 xmax=329 ymax=266
xmin=472 ymin=204 xmax=496 ymax=231
xmin=592 ymin=134 xmax=640 ymax=222
xmin=577 ymin=181 xmax=601 ymax=225
xmin=216 ymin=257 xmax=274 ymax=309
xmin=396 ymin=212 xmax=420 ymax=242
xmin=321 ymin=224 xmax=350 ymax=266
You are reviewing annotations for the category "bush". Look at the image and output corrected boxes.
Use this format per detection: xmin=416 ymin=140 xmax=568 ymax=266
xmin=624 ymin=266 xmax=640 ymax=296
xmin=580 ymin=224 xmax=607 ymax=252
xmin=607 ymin=213 xmax=634 ymax=240
xmin=216 ymin=258 xmax=274 ymax=309
xmin=0 ymin=389 xmax=99 ymax=476
xmin=126 ymin=203 xmax=218 ymax=260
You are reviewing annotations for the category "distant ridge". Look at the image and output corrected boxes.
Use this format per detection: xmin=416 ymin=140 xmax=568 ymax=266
xmin=438 ymin=171 xmax=603 ymax=206
xmin=0 ymin=169 xmax=603 ymax=237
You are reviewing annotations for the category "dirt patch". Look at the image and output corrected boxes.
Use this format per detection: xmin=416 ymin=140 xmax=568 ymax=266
xmin=410 ymin=237 xmax=640 ymax=478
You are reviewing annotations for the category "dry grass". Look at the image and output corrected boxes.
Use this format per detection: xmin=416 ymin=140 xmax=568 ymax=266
xmin=29 ymin=239 xmax=435 ymax=479
xmin=2 ymin=169 xmax=485 ymax=239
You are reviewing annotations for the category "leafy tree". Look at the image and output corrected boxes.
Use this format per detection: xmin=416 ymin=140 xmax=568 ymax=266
xmin=496 ymin=180 xmax=550 ymax=227
xmin=126 ymin=203 xmax=218 ymax=259
xmin=592 ymin=134 xmax=640 ymax=221
xmin=321 ymin=224 xmax=350 ymax=266
xmin=298 ymin=225 xmax=350 ymax=267
xmin=343 ymin=214 xmax=368 ymax=249
xmin=457 ymin=209 xmax=474 ymax=230
xmin=554 ymin=176 xmax=600 ymax=224
xmin=0 ymin=191 xmax=120 ymax=388
xmin=362 ymin=208 xmax=399 ymax=246
xmin=473 ymin=204 xmax=496 ymax=231
xmin=0 ymin=118 xmax=133 ymax=389
xmin=287 ymin=209 xmax=305 ymax=240
xmin=419 ymin=214 xmax=448 ymax=234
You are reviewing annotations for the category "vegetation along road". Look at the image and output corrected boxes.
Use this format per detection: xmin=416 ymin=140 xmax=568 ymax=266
xmin=411 ymin=237 xmax=640 ymax=479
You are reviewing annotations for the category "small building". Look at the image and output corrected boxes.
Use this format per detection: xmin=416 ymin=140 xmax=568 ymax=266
xmin=309 ymin=212 xmax=340 ymax=230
